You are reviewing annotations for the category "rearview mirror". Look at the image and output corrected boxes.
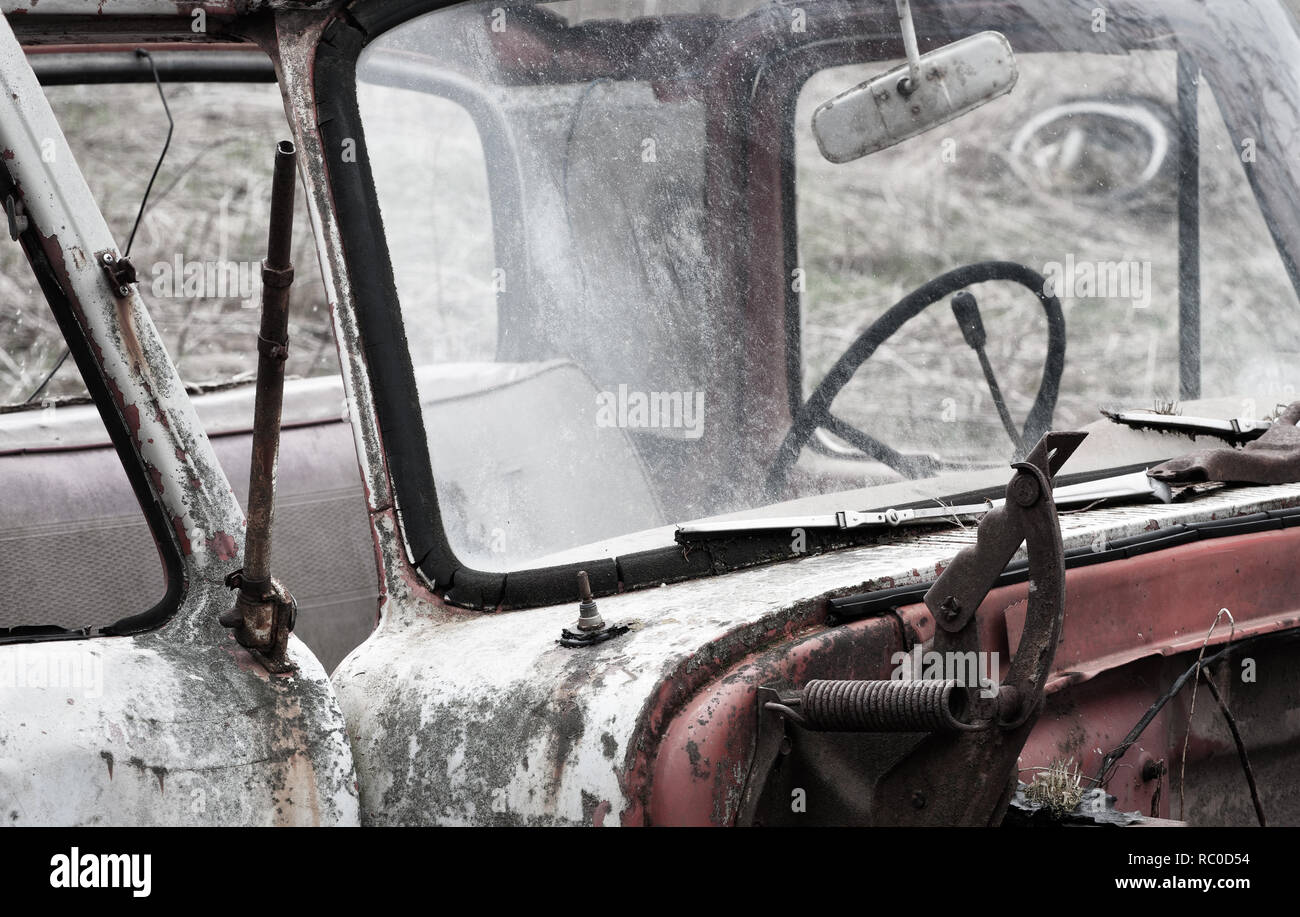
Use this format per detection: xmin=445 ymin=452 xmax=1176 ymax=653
xmin=812 ymin=31 xmax=1019 ymax=163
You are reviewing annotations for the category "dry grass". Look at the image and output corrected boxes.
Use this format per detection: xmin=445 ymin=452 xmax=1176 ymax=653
xmin=0 ymin=82 xmax=335 ymax=406
xmin=1024 ymin=757 xmax=1086 ymax=815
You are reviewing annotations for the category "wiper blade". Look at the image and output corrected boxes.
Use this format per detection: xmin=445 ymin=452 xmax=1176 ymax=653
xmin=675 ymin=470 xmax=1171 ymax=541
xmin=1102 ymin=408 xmax=1270 ymax=444
xmin=676 ymin=505 xmax=982 ymax=538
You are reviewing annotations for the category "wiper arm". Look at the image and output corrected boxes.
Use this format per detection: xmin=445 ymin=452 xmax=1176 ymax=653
xmin=1103 ymin=408 xmax=1270 ymax=444
xmin=675 ymin=470 xmax=1171 ymax=542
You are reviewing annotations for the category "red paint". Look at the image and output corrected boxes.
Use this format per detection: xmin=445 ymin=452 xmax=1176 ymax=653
xmin=999 ymin=529 xmax=1300 ymax=689
xmin=207 ymin=530 xmax=238 ymax=561
xmin=122 ymin=401 xmax=141 ymax=436
xmin=171 ymin=515 xmax=191 ymax=555
xmin=619 ymin=603 xmax=828 ymax=825
xmin=636 ymin=525 xmax=1300 ymax=824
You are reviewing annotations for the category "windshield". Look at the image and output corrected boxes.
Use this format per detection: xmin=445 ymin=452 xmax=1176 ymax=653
xmin=354 ymin=0 xmax=1300 ymax=577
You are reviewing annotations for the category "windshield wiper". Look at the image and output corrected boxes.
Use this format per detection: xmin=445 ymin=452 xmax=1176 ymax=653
xmin=1102 ymin=408 xmax=1271 ymax=444
xmin=675 ymin=470 xmax=1171 ymax=542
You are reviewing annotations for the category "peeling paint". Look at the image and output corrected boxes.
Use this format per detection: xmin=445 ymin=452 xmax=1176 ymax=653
xmin=333 ymin=479 xmax=1300 ymax=825
xmin=0 ymin=11 xmax=359 ymax=825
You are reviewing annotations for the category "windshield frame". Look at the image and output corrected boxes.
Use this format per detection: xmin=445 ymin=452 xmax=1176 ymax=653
xmin=317 ymin=0 xmax=1300 ymax=610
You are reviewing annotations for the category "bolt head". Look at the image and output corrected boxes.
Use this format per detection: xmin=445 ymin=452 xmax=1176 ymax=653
xmin=911 ymin=790 xmax=926 ymax=810
xmin=1010 ymin=473 xmax=1041 ymax=507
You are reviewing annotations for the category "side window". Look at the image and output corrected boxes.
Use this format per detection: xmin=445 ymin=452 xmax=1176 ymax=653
xmin=0 ymin=285 xmax=169 ymax=634
xmin=8 ymin=82 xmax=337 ymax=402
xmin=1 ymin=78 xmax=334 ymax=636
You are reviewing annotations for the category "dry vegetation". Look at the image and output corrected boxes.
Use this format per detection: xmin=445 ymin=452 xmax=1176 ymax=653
xmin=0 ymin=82 xmax=334 ymax=407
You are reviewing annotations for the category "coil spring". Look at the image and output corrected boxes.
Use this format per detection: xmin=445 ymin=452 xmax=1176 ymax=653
xmin=800 ymin=679 xmax=967 ymax=732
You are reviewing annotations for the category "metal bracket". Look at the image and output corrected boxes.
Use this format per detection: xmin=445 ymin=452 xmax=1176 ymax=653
xmin=219 ymin=568 xmax=298 ymax=674
xmin=97 ymin=250 xmax=137 ymax=298
xmin=737 ymin=431 xmax=1087 ymax=826
xmin=4 ymin=192 xmax=26 ymax=240
xmin=871 ymin=431 xmax=1084 ymax=823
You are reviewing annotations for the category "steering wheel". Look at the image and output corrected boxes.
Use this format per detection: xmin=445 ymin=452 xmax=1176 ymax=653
xmin=767 ymin=261 xmax=1067 ymax=495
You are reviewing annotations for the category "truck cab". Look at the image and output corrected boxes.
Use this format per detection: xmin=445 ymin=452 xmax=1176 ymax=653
xmin=4 ymin=0 xmax=1300 ymax=826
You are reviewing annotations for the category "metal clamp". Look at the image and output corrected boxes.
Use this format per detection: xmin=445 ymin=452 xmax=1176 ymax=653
xmin=220 ymin=568 xmax=298 ymax=674
xmin=261 ymin=261 xmax=295 ymax=289
xmin=256 ymin=333 xmax=289 ymax=362
xmin=97 ymin=250 xmax=137 ymax=298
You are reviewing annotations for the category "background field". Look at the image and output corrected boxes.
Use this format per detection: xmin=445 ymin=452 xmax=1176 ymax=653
xmin=0 ymin=81 xmax=332 ymax=408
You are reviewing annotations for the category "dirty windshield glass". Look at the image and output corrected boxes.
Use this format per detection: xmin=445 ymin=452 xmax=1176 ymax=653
xmin=357 ymin=0 xmax=1300 ymax=574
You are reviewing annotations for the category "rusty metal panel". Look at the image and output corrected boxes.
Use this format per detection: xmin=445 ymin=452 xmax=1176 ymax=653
xmin=647 ymin=525 xmax=1300 ymax=824
xmin=330 ymin=478 xmax=1300 ymax=824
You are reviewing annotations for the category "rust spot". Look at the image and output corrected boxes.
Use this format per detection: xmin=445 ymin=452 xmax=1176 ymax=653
xmin=685 ymin=739 xmax=710 ymax=780
xmin=122 ymin=401 xmax=141 ymax=436
xmin=223 ymin=642 xmax=272 ymax=680
xmin=172 ymin=515 xmax=191 ymax=554
xmin=207 ymin=531 xmax=238 ymax=561
xmin=115 ymin=296 xmax=145 ymax=373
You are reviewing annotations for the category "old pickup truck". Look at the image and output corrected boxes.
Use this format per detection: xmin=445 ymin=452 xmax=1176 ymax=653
xmin=3 ymin=0 xmax=1300 ymax=826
